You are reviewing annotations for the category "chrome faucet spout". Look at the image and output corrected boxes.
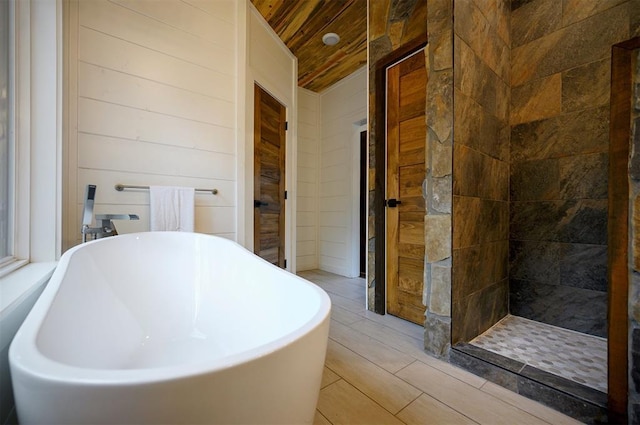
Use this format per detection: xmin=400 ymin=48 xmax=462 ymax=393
xmin=80 ymin=184 xmax=140 ymax=242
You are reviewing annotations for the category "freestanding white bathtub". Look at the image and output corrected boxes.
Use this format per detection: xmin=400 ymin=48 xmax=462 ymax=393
xmin=9 ymin=232 xmax=331 ymax=424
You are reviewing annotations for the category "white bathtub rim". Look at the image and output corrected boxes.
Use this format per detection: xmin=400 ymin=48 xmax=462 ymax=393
xmin=9 ymin=233 xmax=332 ymax=385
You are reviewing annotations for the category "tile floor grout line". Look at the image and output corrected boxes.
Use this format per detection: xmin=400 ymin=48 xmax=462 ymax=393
xmin=392 ymin=389 xmax=425 ymax=422
xmin=326 ymin=339 xmax=424 ymax=416
xmin=321 ymin=377 xmax=410 ymax=423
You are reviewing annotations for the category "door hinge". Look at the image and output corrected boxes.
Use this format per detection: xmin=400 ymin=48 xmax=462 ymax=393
xmin=285 ymin=121 xmax=288 ymax=130
xmin=284 ymin=259 xmax=287 ymax=268
xmin=284 ymin=190 xmax=288 ymax=200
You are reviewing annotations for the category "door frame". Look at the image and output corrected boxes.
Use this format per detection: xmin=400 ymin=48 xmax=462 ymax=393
xmin=253 ymin=83 xmax=287 ymax=267
xmin=373 ymin=35 xmax=428 ymax=314
xmin=245 ymin=79 xmax=297 ymax=272
xmin=350 ymin=122 xmax=368 ymax=279
xmin=607 ymin=36 xmax=639 ymax=424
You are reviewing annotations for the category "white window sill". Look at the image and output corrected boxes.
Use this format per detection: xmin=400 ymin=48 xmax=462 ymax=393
xmin=0 ymin=261 xmax=56 ymax=319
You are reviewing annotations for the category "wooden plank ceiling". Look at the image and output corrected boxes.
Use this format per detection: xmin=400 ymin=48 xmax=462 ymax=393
xmin=251 ymin=0 xmax=367 ymax=92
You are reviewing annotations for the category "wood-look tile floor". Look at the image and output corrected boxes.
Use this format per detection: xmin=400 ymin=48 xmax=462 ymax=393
xmin=297 ymin=270 xmax=584 ymax=425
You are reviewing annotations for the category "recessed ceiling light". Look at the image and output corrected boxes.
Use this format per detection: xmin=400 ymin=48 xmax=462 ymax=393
xmin=322 ymin=32 xmax=340 ymax=46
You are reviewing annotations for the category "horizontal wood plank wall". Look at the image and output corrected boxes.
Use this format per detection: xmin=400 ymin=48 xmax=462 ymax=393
xmin=318 ymin=67 xmax=366 ymax=277
xmin=297 ymin=88 xmax=320 ymax=271
xmin=65 ymin=0 xmax=237 ymax=249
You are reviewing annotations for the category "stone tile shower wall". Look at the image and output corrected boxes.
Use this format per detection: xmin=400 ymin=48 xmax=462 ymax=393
xmin=508 ymin=1 xmax=633 ymax=338
xmin=451 ymin=0 xmax=511 ymax=344
xmin=423 ymin=0 xmax=454 ymax=357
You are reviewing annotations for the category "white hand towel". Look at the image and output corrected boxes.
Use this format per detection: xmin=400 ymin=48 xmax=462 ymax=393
xmin=149 ymin=186 xmax=195 ymax=232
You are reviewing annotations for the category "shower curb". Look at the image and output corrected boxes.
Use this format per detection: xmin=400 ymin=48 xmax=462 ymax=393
xmin=450 ymin=343 xmax=608 ymax=424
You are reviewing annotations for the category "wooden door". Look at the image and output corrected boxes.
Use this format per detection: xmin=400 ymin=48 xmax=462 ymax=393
xmin=254 ymin=85 xmax=286 ymax=267
xmin=386 ymin=50 xmax=427 ymax=324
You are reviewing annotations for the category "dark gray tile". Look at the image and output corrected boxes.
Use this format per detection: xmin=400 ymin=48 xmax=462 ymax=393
xmin=511 ymin=106 xmax=609 ymax=162
xmin=509 ymin=240 xmax=560 ymax=284
xmin=631 ymin=118 xmax=640 ymax=181
xmin=632 ymin=403 xmax=640 ymax=425
xmin=510 ymin=158 xmax=559 ymax=201
xmin=520 ymin=366 xmax=607 ymax=407
xmin=453 ymin=343 xmax=525 ymax=374
xmin=633 ymin=327 xmax=640 ymax=393
xmin=556 ymin=199 xmax=607 ymax=245
xmin=450 ymin=347 xmax=519 ymax=391
xmin=510 ymin=199 xmax=607 ymax=245
xmin=559 ymin=243 xmax=607 ymax=291
xmin=509 ymin=279 xmax=608 ymax=337
xmin=558 ymin=153 xmax=608 ymax=200
xmin=517 ymin=377 xmax=608 ymax=424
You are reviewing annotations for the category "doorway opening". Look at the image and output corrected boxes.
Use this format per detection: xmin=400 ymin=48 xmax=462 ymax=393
xmin=359 ymin=130 xmax=367 ymax=278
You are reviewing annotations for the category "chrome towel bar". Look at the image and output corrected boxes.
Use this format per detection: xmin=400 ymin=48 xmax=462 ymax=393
xmin=115 ymin=184 xmax=218 ymax=195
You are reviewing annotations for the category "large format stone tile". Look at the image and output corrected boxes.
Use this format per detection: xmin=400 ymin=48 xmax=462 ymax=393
xmin=559 ymin=243 xmax=608 ymax=291
xmin=510 ymin=158 xmax=560 ymax=201
xmin=454 ymin=36 xmax=498 ymax=117
xmin=453 ymin=145 xmax=508 ymax=199
xmin=558 ymin=152 xmax=608 ymax=200
xmin=452 ymin=279 xmax=509 ymax=343
xmin=511 ymin=105 xmax=609 ymax=161
xmin=633 ymin=0 xmax=640 ymax=37
xmin=454 ymin=89 xmax=507 ymax=161
xmin=509 ymin=240 xmax=560 ymax=284
xmin=512 ymin=2 xmax=630 ymax=86
xmin=472 ymin=0 xmax=510 ymax=46
xmin=510 ymin=73 xmax=562 ymax=125
xmin=511 ymin=0 xmax=562 ymax=48
xmin=454 ymin=0 xmax=510 ymax=82
xmin=509 ymin=279 xmax=608 ymax=337
xmin=562 ymin=0 xmax=628 ymax=27
xmin=453 ymin=241 xmax=509 ymax=301
xmin=453 ymin=195 xmax=481 ymax=248
xmin=509 ymin=199 xmax=607 ymax=245
xmin=562 ymin=59 xmax=611 ymax=113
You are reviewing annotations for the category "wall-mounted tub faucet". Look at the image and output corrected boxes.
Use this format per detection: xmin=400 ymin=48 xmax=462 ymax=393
xmin=81 ymin=184 xmax=139 ymax=243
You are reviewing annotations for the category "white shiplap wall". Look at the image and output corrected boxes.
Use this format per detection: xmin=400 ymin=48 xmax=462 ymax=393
xmin=318 ymin=67 xmax=367 ymax=277
xmin=296 ymin=88 xmax=320 ymax=271
xmin=64 ymin=0 xmax=238 ymax=250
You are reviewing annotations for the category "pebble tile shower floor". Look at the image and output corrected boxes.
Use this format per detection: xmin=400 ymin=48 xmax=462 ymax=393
xmin=470 ymin=315 xmax=607 ymax=393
